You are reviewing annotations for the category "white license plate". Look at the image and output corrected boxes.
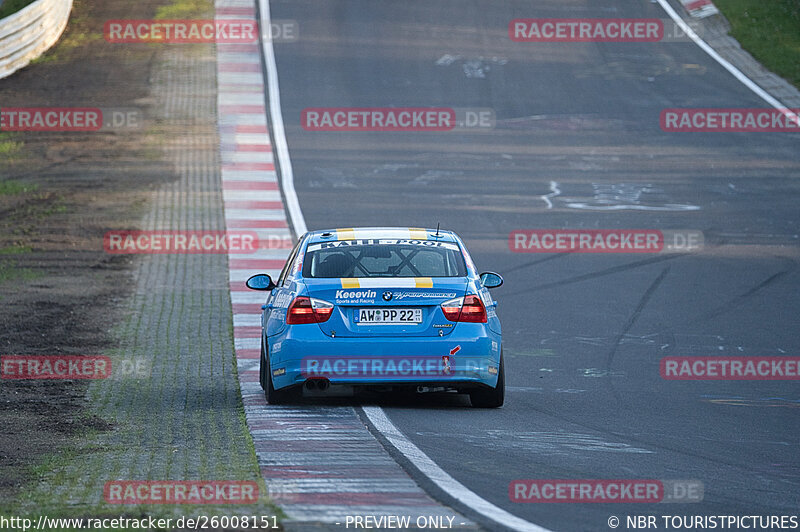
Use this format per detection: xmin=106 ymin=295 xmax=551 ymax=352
xmin=356 ymin=308 xmax=422 ymax=324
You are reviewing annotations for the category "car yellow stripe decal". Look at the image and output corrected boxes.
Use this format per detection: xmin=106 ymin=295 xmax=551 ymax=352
xmin=338 ymin=278 xmax=435 ymax=288
xmin=336 ymin=228 xmax=355 ymax=241
xmin=408 ymin=228 xmax=428 ymax=240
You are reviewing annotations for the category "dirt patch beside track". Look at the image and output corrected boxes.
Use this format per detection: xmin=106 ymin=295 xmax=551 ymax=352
xmin=0 ymin=0 xmax=185 ymax=500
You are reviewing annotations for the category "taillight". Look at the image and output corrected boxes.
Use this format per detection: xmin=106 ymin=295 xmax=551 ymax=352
xmin=286 ymin=296 xmax=334 ymax=324
xmin=441 ymin=294 xmax=487 ymax=323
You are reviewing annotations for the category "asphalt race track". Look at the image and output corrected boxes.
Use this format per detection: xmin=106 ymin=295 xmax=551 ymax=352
xmin=266 ymin=0 xmax=800 ymax=530
xmin=2 ymin=0 xmax=798 ymax=530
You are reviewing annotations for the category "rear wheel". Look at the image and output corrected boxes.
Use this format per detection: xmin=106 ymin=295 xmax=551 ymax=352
xmin=259 ymin=336 xmax=267 ymax=390
xmin=262 ymin=336 xmax=294 ymax=404
xmin=469 ymin=352 xmax=505 ymax=408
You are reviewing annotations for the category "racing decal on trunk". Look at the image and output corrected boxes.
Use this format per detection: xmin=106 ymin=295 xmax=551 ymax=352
xmin=442 ymin=355 xmax=454 ymax=375
xmin=393 ymin=291 xmax=457 ymax=300
xmin=334 ymin=289 xmax=378 ymax=304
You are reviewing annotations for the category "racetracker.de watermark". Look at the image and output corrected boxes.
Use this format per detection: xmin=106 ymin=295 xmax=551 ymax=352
xmin=510 ymin=480 xmax=663 ymax=503
xmin=301 ymin=356 xmax=461 ymax=379
xmin=510 ymin=480 xmax=704 ymax=504
xmin=509 ymin=230 xmax=703 ymax=253
xmin=103 ymin=230 xmax=283 ymax=254
xmin=0 ymin=108 xmax=141 ymax=131
xmin=661 ymin=108 xmax=800 ymax=132
xmin=1 ymin=355 xmax=111 ymax=380
xmin=104 ymin=19 xmax=298 ymax=43
xmin=509 ymin=19 xmax=706 ymax=43
xmin=661 ymin=356 xmax=800 ymax=380
xmin=510 ymin=19 xmax=662 ymax=42
xmin=103 ymin=481 xmax=258 ymax=504
xmin=300 ymin=107 xmax=495 ymax=131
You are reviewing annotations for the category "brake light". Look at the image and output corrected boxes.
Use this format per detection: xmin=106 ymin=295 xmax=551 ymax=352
xmin=286 ymin=296 xmax=334 ymax=324
xmin=441 ymin=294 xmax=487 ymax=323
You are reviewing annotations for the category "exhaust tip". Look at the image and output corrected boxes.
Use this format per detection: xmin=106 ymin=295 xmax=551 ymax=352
xmin=305 ymin=380 xmax=317 ymax=391
xmin=317 ymin=379 xmax=330 ymax=391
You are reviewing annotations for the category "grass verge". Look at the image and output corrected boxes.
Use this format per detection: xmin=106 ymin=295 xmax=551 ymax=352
xmin=0 ymin=0 xmax=36 ymax=19
xmin=0 ymin=260 xmax=41 ymax=284
xmin=155 ymin=0 xmax=213 ymax=19
xmin=0 ymin=179 xmax=37 ymax=196
xmin=713 ymin=0 xmax=800 ymax=88
xmin=0 ymin=133 xmax=23 ymax=158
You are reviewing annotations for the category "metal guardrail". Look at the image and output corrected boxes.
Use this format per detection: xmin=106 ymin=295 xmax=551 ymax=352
xmin=0 ymin=0 xmax=73 ymax=80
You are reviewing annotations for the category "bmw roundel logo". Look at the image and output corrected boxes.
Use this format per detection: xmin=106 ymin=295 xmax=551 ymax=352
xmin=382 ymin=291 xmax=393 ymax=301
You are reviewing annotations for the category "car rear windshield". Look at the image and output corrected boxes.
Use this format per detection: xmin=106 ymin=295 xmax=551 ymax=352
xmin=303 ymin=240 xmax=467 ymax=278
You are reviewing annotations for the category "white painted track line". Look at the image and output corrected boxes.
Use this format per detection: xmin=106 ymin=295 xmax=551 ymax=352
xmin=257 ymin=1 xmax=553 ymax=529
xmin=654 ymin=0 xmax=799 ymax=125
xmin=363 ymin=407 xmax=552 ymax=532
xmin=257 ymin=0 xmax=308 ymax=236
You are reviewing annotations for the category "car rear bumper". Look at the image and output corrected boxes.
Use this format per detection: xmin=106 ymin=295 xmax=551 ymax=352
xmin=267 ymin=323 xmax=501 ymax=390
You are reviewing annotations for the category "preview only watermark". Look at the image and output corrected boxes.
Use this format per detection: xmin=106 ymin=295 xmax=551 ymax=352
xmin=343 ymin=516 xmax=456 ymax=529
xmin=661 ymin=109 xmax=800 ymax=132
xmin=104 ymin=19 xmax=298 ymax=43
xmin=300 ymin=108 xmax=495 ymax=131
xmin=509 ymin=230 xmax=703 ymax=253
xmin=103 ymin=231 xmax=292 ymax=254
xmin=103 ymin=481 xmax=258 ymax=504
xmin=1 ymin=355 xmax=111 ymax=379
xmin=660 ymin=356 xmax=800 ymax=380
xmin=0 ymin=108 xmax=141 ymax=131
xmin=509 ymin=480 xmax=704 ymax=503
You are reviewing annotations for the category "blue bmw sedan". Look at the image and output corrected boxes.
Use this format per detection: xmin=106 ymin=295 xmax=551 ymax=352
xmin=246 ymin=227 xmax=504 ymax=407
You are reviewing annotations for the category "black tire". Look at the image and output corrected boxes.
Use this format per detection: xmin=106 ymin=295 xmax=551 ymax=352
xmin=469 ymin=352 xmax=505 ymax=408
xmin=262 ymin=336 xmax=293 ymax=404
xmin=259 ymin=336 xmax=267 ymax=390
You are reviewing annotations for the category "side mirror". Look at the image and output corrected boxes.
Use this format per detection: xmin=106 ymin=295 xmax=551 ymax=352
xmin=246 ymin=273 xmax=276 ymax=291
xmin=480 ymin=271 xmax=504 ymax=289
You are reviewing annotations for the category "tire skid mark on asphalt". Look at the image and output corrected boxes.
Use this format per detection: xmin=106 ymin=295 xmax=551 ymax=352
xmin=505 ymin=253 xmax=685 ymax=297
xmin=217 ymin=0 xmax=473 ymax=525
xmin=603 ymin=266 xmax=670 ymax=368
